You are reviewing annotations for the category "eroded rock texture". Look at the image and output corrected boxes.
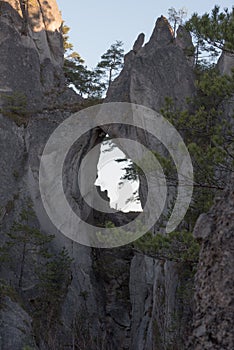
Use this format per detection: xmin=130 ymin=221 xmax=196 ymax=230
xmin=102 ymin=16 xmax=196 ymax=350
xmin=106 ymin=16 xmax=195 ymax=111
xmin=0 ymin=2 xmax=233 ymax=349
xmin=0 ymin=6 xmax=199 ymax=349
xmin=0 ymin=0 xmax=81 ymax=110
xmin=189 ymin=177 xmax=234 ymax=350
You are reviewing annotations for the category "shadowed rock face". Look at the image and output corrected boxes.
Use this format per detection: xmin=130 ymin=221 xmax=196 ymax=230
xmin=0 ymin=11 xmax=197 ymax=349
xmin=106 ymin=16 xmax=195 ymax=112
xmin=0 ymin=0 xmax=65 ymax=110
xmin=101 ymin=18 xmax=197 ymax=349
xmin=176 ymin=25 xmax=195 ymax=67
xmin=189 ymin=177 xmax=234 ymax=350
xmin=104 ymin=17 xmax=196 ymax=218
xmin=0 ymin=2 xmax=233 ymax=349
xmin=217 ymin=51 xmax=234 ymax=76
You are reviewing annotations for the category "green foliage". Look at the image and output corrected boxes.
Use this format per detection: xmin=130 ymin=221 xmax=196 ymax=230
xmin=36 ymin=248 xmax=72 ymax=305
xmin=97 ymin=40 xmax=124 ymax=88
xmin=33 ymin=248 xmax=73 ymax=345
xmin=186 ymin=6 xmax=234 ymax=65
xmin=5 ymin=203 xmax=54 ymax=288
xmin=62 ymin=22 xmax=77 ymax=56
xmin=64 ymin=56 xmax=105 ymax=98
xmin=62 ymin=23 xmax=106 ymax=98
xmin=62 ymin=23 xmax=124 ymax=97
xmin=0 ymin=279 xmax=18 ymax=309
xmin=135 ymin=230 xmax=200 ymax=266
xmin=0 ymin=92 xmax=28 ymax=126
xmin=161 ymin=68 xmax=234 ymax=227
xmin=96 ymin=219 xmax=150 ymax=247
xmin=1 ymin=200 xmax=72 ymax=346
xmin=117 ymin=66 xmax=233 ymax=229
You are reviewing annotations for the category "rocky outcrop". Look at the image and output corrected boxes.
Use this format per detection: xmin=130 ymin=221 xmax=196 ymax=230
xmin=0 ymin=0 xmax=79 ymax=111
xmin=189 ymin=177 xmax=234 ymax=350
xmin=0 ymin=297 xmax=37 ymax=350
xmin=1 ymin=1 xmax=232 ymax=349
xmin=176 ymin=25 xmax=195 ymax=67
xmin=217 ymin=52 xmax=234 ymax=130
xmin=106 ymin=16 xmax=195 ymax=111
xmin=217 ymin=51 xmax=234 ymax=76
xmin=103 ymin=17 xmax=196 ymax=349
xmin=133 ymin=33 xmax=145 ymax=53
xmin=0 ymin=13 xmax=198 ymax=349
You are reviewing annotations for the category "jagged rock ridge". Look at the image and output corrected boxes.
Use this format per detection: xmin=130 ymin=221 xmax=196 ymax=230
xmin=0 ymin=2 xmax=233 ymax=350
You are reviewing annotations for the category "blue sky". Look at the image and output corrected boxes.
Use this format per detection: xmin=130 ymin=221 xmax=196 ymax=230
xmin=57 ymin=0 xmax=233 ymax=68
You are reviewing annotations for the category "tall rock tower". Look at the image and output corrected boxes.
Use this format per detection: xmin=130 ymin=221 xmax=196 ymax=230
xmin=0 ymin=0 xmax=64 ymax=109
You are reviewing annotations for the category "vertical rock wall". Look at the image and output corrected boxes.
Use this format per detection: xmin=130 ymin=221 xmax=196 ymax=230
xmin=1 ymin=1 xmax=232 ymax=349
xmin=189 ymin=178 xmax=234 ymax=349
xmin=0 ymin=0 xmax=64 ymax=110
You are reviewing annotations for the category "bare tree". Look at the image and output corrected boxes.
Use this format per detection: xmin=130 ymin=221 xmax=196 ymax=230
xmin=168 ymin=7 xmax=188 ymax=37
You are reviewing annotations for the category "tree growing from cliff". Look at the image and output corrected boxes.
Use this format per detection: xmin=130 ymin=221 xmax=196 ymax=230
xmin=119 ymin=67 xmax=234 ymax=229
xmin=6 ymin=203 xmax=54 ymax=288
xmin=168 ymin=7 xmax=188 ymax=37
xmin=97 ymin=40 xmax=124 ymax=89
xmin=33 ymin=248 xmax=73 ymax=346
xmin=62 ymin=23 xmax=106 ymax=98
xmin=118 ymin=6 xmax=234 ymax=229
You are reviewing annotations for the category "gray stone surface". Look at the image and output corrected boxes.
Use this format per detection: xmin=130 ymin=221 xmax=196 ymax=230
xmin=217 ymin=51 xmax=234 ymax=76
xmin=133 ymin=33 xmax=145 ymax=53
xmin=176 ymin=25 xmax=195 ymax=67
xmin=0 ymin=297 xmax=37 ymax=350
xmin=0 ymin=0 xmax=65 ymax=110
xmin=0 ymin=2 xmax=233 ymax=349
xmin=189 ymin=177 xmax=234 ymax=350
xmin=106 ymin=17 xmax=195 ymax=112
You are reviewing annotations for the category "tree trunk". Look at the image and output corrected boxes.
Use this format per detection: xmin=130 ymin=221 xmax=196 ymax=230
xmin=19 ymin=0 xmax=28 ymax=35
xmin=19 ymin=242 xmax=26 ymax=288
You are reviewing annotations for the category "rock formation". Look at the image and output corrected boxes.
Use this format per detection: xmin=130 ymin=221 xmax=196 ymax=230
xmin=0 ymin=0 xmax=80 ymax=111
xmin=133 ymin=32 xmax=145 ymax=53
xmin=106 ymin=16 xmax=195 ymax=111
xmin=189 ymin=176 xmax=234 ymax=350
xmin=0 ymin=1 xmax=233 ymax=349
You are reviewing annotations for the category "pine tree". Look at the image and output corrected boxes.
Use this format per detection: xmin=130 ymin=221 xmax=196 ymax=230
xmin=62 ymin=23 xmax=105 ymax=98
xmin=97 ymin=40 xmax=124 ymax=89
xmin=6 ymin=204 xmax=54 ymax=288
xmin=185 ymin=6 xmax=234 ymax=65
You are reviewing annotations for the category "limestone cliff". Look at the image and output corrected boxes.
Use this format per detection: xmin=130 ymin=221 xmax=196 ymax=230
xmin=0 ymin=2 xmax=233 ymax=350
xmin=0 ymin=12 xmax=197 ymax=349
xmin=106 ymin=16 xmax=195 ymax=111
xmin=189 ymin=177 xmax=234 ymax=350
xmin=0 ymin=0 xmax=79 ymax=111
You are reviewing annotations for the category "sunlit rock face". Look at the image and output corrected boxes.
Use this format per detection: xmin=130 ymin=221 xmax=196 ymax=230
xmin=0 ymin=0 xmax=64 ymax=109
xmin=1 ymin=0 xmax=63 ymax=65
